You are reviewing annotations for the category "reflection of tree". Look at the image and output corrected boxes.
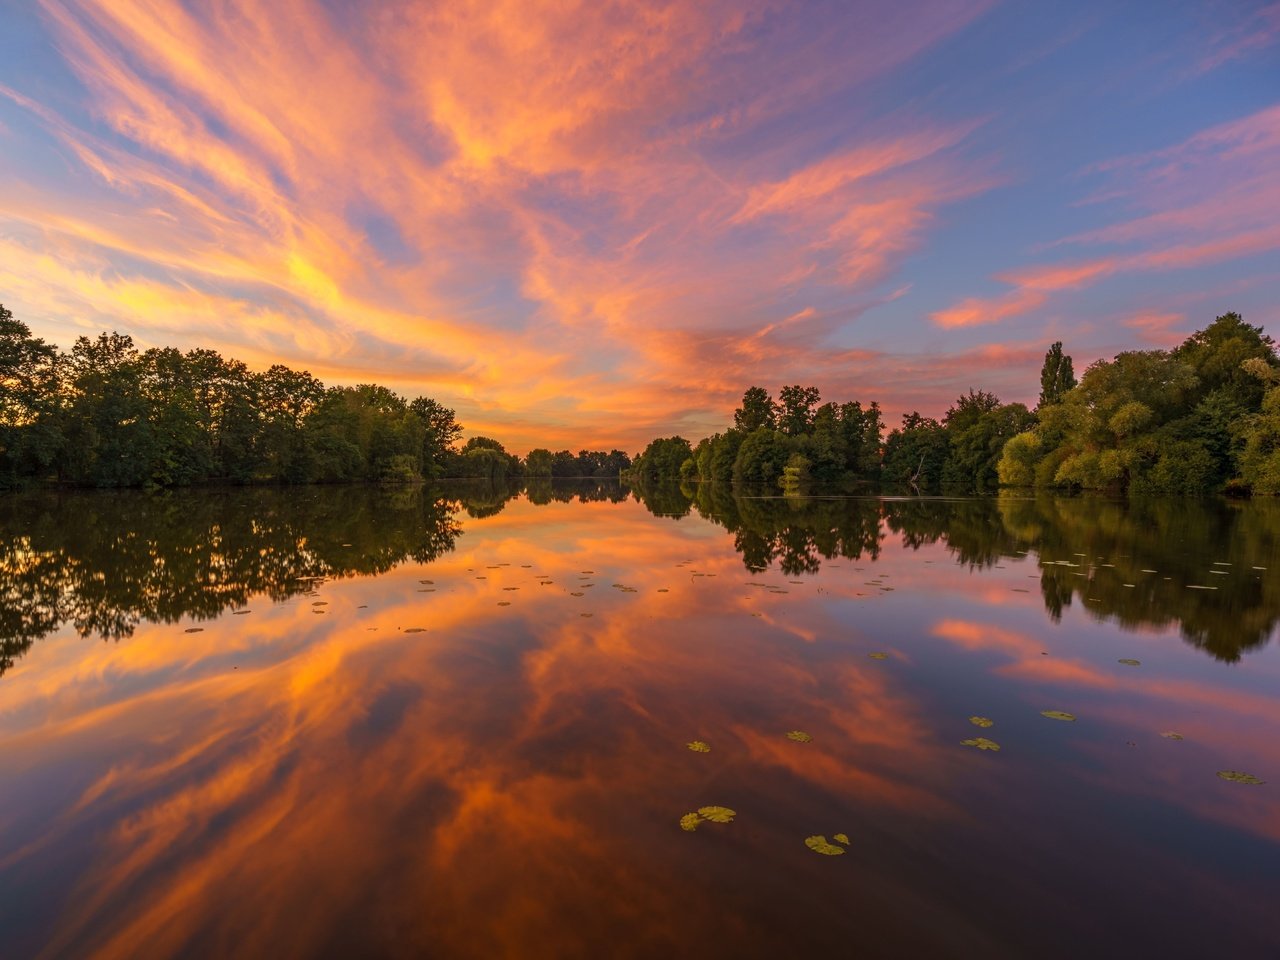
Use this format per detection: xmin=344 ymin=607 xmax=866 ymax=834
xmin=998 ymin=495 xmax=1280 ymax=661
xmin=688 ymin=485 xmax=884 ymax=573
xmin=630 ymin=480 xmax=694 ymax=518
xmin=0 ymin=485 xmax=468 ymax=677
xmin=641 ymin=484 xmax=1280 ymax=662
xmin=883 ymin=498 xmax=1023 ymax=569
xmin=524 ymin=477 xmax=633 ymax=505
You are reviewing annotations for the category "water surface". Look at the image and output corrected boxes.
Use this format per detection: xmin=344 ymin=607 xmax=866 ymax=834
xmin=1 ymin=483 xmax=1278 ymax=958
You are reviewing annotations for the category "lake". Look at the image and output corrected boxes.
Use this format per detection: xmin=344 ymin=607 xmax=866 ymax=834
xmin=0 ymin=482 xmax=1278 ymax=959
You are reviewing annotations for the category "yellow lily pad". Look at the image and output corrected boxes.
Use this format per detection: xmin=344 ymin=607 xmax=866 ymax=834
xmin=804 ymin=835 xmax=845 ymax=856
xmin=785 ymin=731 xmax=812 ymax=743
xmin=969 ymin=716 xmax=994 ymax=728
xmin=679 ymin=813 xmax=702 ymax=832
xmin=1217 ymin=770 xmax=1265 ymax=784
xmin=1041 ymin=710 xmax=1076 ymax=721
xmin=1160 ymin=731 xmax=1184 ymax=740
xmin=961 ymin=737 xmax=1001 ymax=751
xmin=833 ymin=833 xmax=850 ymax=845
xmin=1118 ymin=658 xmax=1141 ymax=666
xmin=697 ymin=806 xmax=736 ymax=823
xmin=868 ymin=652 xmax=888 ymax=660
xmin=404 ymin=628 xmax=427 ymax=634
xmin=687 ymin=741 xmax=711 ymax=753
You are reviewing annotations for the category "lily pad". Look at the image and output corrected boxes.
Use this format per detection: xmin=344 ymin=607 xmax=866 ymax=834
xmin=969 ymin=716 xmax=994 ymax=728
xmin=804 ymin=835 xmax=845 ymax=856
xmin=497 ymin=601 xmax=511 ymax=606
xmin=404 ymin=628 xmax=427 ymax=634
xmin=1160 ymin=731 xmax=1184 ymax=740
xmin=687 ymin=740 xmax=711 ymax=753
xmin=183 ymin=628 xmax=204 ymax=633
xmin=833 ymin=833 xmax=850 ymax=845
xmin=1118 ymin=658 xmax=1141 ymax=666
xmin=679 ymin=813 xmax=702 ymax=832
xmin=785 ymin=731 xmax=812 ymax=743
xmin=1217 ymin=770 xmax=1265 ymax=784
xmin=961 ymin=737 xmax=1001 ymax=751
xmin=697 ymin=806 xmax=736 ymax=823
xmin=868 ymin=652 xmax=888 ymax=660
xmin=1041 ymin=710 xmax=1076 ymax=721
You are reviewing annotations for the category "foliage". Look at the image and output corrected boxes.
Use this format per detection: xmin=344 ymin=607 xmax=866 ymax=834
xmin=631 ymin=436 xmax=693 ymax=480
xmin=1000 ymin=313 xmax=1278 ymax=494
xmin=0 ymin=304 xmax=466 ymax=489
xmin=1038 ymin=341 xmax=1076 ymax=408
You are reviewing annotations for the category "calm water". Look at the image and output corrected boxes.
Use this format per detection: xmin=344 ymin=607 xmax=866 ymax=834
xmin=1 ymin=482 xmax=1278 ymax=959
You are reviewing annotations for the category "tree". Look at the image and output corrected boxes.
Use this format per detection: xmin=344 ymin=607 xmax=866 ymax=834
xmin=524 ymin=448 xmax=554 ymax=476
xmin=777 ymin=385 xmax=821 ymax=436
xmin=734 ymin=386 xmax=776 ymax=432
xmin=1038 ymin=342 xmax=1076 ymax=408
xmin=0 ymin=304 xmax=59 ymax=483
xmin=732 ymin=427 xmax=792 ymax=484
xmin=408 ymin=397 xmax=462 ymax=478
xmin=633 ymin=436 xmax=693 ymax=480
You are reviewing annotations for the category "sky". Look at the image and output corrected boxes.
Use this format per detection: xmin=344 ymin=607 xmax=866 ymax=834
xmin=0 ymin=0 xmax=1277 ymax=454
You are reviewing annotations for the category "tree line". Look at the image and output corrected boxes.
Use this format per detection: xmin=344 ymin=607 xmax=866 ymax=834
xmin=4 ymin=302 xmax=1276 ymax=494
xmin=630 ymin=311 xmax=1280 ymax=495
xmin=0 ymin=304 xmax=631 ymax=488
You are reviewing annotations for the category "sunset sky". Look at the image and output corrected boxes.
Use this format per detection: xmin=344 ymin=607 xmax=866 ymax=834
xmin=0 ymin=1 xmax=1277 ymax=453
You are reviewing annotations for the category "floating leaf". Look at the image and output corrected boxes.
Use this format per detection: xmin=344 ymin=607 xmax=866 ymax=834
xmin=497 ymin=602 xmax=511 ymax=607
xmin=804 ymin=835 xmax=845 ymax=856
xmin=697 ymin=806 xmax=736 ymax=823
xmin=570 ymin=592 xmax=584 ymax=597
xmin=1118 ymin=658 xmax=1141 ymax=666
xmin=785 ymin=731 xmax=812 ymax=743
xmin=1217 ymin=770 xmax=1265 ymax=784
xmin=1041 ymin=710 xmax=1076 ymax=721
xmin=969 ymin=716 xmax=994 ymax=728
xmin=868 ymin=652 xmax=888 ymax=660
xmin=311 ymin=601 xmax=328 ymax=606
xmin=687 ymin=740 xmax=711 ymax=753
xmin=232 ymin=611 xmax=251 ymax=616
xmin=1160 ymin=731 xmax=1184 ymax=740
xmin=679 ymin=813 xmax=702 ymax=832
xmin=404 ymin=628 xmax=427 ymax=634
xmin=961 ymin=737 xmax=1001 ymax=751
xmin=833 ymin=833 xmax=850 ymax=845
xmin=183 ymin=628 xmax=204 ymax=633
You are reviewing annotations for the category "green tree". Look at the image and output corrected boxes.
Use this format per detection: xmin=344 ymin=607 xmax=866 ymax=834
xmin=776 ymin=385 xmax=821 ymax=436
xmin=734 ymin=386 xmax=776 ymax=432
xmin=1038 ymin=341 xmax=1076 ymax=408
xmin=408 ymin=397 xmax=462 ymax=479
xmin=0 ymin=304 xmax=60 ymax=483
xmin=633 ymin=436 xmax=693 ymax=480
xmin=524 ymin=448 xmax=554 ymax=476
xmin=732 ymin=427 xmax=792 ymax=484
